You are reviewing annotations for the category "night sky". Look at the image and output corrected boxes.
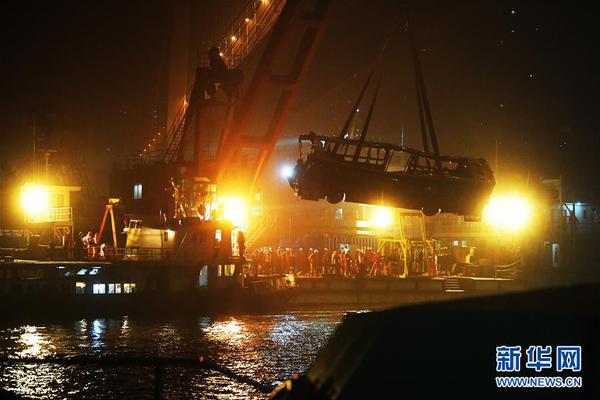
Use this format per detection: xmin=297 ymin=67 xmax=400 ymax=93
xmin=1 ymin=0 xmax=599 ymax=196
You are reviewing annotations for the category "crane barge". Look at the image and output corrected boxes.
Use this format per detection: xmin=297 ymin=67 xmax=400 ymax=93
xmin=0 ymin=0 xmax=333 ymax=318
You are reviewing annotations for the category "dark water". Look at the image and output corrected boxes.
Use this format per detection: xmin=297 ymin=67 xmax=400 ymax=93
xmin=0 ymin=311 xmax=350 ymax=399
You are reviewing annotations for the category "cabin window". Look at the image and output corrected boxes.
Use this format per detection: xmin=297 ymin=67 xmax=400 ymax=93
xmin=108 ymin=283 xmax=115 ymax=294
xmin=124 ymin=283 xmax=136 ymax=294
xmin=216 ymin=265 xmax=236 ymax=277
xmin=133 ymin=183 xmax=143 ymax=200
xmin=199 ymin=265 xmax=208 ymax=287
xmin=130 ymin=220 xmax=143 ymax=229
xmin=231 ymin=229 xmax=241 ymax=257
xmin=215 ymin=229 xmax=222 ymax=242
xmin=163 ymin=231 xmax=168 ymax=242
xmin=77 ymin=268 xmax=87 ymax=275
xmin=387 ymin=151 xmax=407 ymax=172
xmin=89 ymin=267 xmax=100 ymax=275
xmin=75 ymin=282 xmax=86 ymax=294
xmin=224 ymin=264 xmax=235 ymax=277
xmin=335 ymin=208 xmax=344 ymax=220
xmin=93 ymin=283 xmax=106 ymax=294
xmin=115 ymin=283 xmax=122 ymax=294
xmin=453 ymin=240 xmax=459 ymax=247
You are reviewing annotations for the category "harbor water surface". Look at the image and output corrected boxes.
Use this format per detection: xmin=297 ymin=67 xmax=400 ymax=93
xmin=0 ymin=311 xmax=352 ymax=399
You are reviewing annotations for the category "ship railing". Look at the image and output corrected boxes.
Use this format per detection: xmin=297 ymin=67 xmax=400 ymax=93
xmin=25 ymin=206 xmax=72 ymax=224
xmin=84 ymin=246 xmax=168 ymax=261
xmin=425 ymin=218 xmax=492 ymax=236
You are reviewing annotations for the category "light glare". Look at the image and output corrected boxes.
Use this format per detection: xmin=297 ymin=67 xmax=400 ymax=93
xmin=219 ymin=196 xmax=248 ymax=228
xmin=280 ymin=165 xmax=294 ymax=180
xmin=483 ymin=194 xmax=532 ymax=232
xmin=371 ymin=206 xmax=392 ymax=228
xmin=21 ymin=184 xmax=50 ymax=218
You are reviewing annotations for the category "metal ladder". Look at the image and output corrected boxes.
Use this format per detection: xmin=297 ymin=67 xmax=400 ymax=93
xmin=245 ymin=212 xmax=277 ymax=250
xmin=444 ymin=277 xmax=464 ymax=293
xmin=162 ymin=104 xmax=188 ymax=163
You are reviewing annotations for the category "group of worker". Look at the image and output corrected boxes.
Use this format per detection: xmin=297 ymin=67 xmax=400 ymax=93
xmin=251 ymin=248 xmax=422 ymax=277
xmin=73 ymin=231 xmax=99 ymax=260
xmin=250 ymin=246 xmax=438 ymax=277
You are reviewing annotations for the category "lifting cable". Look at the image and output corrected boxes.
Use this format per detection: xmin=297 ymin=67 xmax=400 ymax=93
xmin=353 ymin=78 xmax=382 ymax=161
xmin=405 ymin=10 xmax=442 ymax=170
xmin=332 ymin=24 xmax=399 ymax=153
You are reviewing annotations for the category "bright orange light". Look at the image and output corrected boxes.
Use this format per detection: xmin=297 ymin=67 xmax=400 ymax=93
xmin=483 ymin=194 xmax=532 ymax=232
xmin=21 ymin=184 xmax=50 ymax=220
xmin=370 ymin=206 xmax=392 ymax=228
xmin=245 ymin=17 xmax=250 ymax=23
xmin=219 ymin=196 xmax=248 ymax=228
xmin=230 ymin=35 xmax=236 ymax=42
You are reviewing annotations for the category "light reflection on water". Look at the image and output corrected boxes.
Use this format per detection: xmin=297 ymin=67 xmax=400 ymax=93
xmin=0 ymin=311 xmax=346 ymax=399
xmin=18 ymin=326 xmax=51 ymax=358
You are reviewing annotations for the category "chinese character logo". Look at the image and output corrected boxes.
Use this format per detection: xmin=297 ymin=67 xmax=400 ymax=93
xmin=556 ymin=346 xmax=582 ymax=372
xmin=525 ymin=345 xmax=552 ymax=372
xmin=496 ymin=346 xmax=522 ymax=372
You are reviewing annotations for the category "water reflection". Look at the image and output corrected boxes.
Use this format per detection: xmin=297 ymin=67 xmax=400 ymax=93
xmin=90 ymin=319 xmax=106 ymax=350
xmin=120 ymin=316 xmax=130 ymax=336
xmin=18 ymin=325 xmax=52 ymax=358
xmin=6 ymin=325 xmax=67 ymax=399
xmin=0 ymin=312 xmax=346 ymax=399
xmin=204 ymin=318 xmax=246 ymax=344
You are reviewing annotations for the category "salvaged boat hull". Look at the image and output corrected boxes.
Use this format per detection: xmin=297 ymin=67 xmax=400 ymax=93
xmin=290 ymin=134 xmax=495 ymax=217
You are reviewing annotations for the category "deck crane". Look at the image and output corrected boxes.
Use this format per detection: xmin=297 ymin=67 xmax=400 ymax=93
xmin=109 ymin=0 xmax=331 ymax=239
xmin=287 ymin=12 xmax=495 ymax=218
xmin=158 ymin=0 xmax=333 ymax=196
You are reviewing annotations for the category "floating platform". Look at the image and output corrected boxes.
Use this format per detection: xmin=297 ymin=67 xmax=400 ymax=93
xmin=288 ymin=276 xmax=521 ymax=309
xmin=288 ymin=272 xmax=600 ymax=309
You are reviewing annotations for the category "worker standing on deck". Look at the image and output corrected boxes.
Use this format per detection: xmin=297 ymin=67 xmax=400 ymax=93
xmin=297 ymin=248 xmax=307 ymax=276
xmin=356 ymin=249 xmax=367 ymax=278
xmin=341 ymin=249 xmax=349 ymax=277
xmin=373 ymin=252 xmax=382 ymax=276
xmin=321 ymin=248 xmax=330 ymax=275
xmin=275 ymin=247 xmax=283 ymax=274
xmin=416 ymin=248 xmax=424 ymax=274
xmin=309 ymin=249 xmax=319 ymax=276
xmin=266 ymin=249 xmax=273 ymax=275
xmin=331 ymin=249 xmax=342 ymax=276
xmin=288 ymin=248 xmax=297 ymax=274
